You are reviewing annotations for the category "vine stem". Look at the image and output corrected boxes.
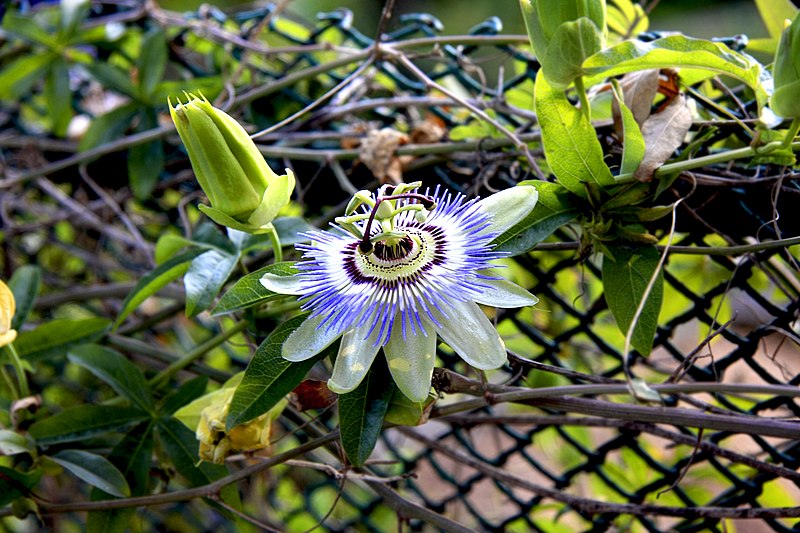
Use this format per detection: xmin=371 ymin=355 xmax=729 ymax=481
xmin=615 ymin=140 xmax=798 ymax=184
xmin=148 ymin=320 xmax=248 ymax=389
xmin=266 ymin=225 xmax=283 ymax=263
xmin=782 ymin=117 xmax=800 ymax=149
xmin=574 ymin=76 xmax=592 ymax=122
xmin=4 ymin=343 xmax=29 ymax=398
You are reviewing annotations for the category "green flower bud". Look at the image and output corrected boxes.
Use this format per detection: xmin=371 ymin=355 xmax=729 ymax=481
xmin=771 ymin=14 xmax=800 ymax=119
xmin=169 ymin=94 xmax=295 ymax=233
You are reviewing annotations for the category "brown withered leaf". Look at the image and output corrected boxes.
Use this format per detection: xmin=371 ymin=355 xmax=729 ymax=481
xmin=290 ymin=379 xmax=337 ymax=411
xmin=634 ymin=94 xmax=692 ymax=182
xmin=620 ymin=69 xmax=660 ymax=126
xmin=358 ymin=128 xmax=409 ymax=184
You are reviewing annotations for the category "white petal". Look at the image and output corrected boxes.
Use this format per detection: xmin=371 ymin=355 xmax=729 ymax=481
xmin=472 ymin=277 xmax=539 ymax=308
xmin=327 ymin=322 xmax=381 ymax=394
xmin=477 ymin=185 xmax=538 ymax=235
xmin=282 ymin=314 xmax=343 ymax=362
xmin=384 ymin=317 xmax=437 ymax=402
xmin=260 ymin=273 xmax=304 ymax=295
xmin=432 ymin=301 xmax=507 ymax=370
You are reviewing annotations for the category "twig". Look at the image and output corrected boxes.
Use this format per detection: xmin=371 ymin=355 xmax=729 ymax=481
xmin=365 ymin=480 xmax=474 ymax=533
xmin=78 ymin=165 xmax=154 ymax=266
xmin=1 ymin=432 xmax=340 ymax=516
xmin=390 ymin=50 xmax=545 ymax=180
xmin=435 ymin=413 xmax=800 ymax=483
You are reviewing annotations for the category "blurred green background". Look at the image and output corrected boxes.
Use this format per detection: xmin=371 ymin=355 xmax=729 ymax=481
xmin=160 ymin=0 xmax=771 ymax=40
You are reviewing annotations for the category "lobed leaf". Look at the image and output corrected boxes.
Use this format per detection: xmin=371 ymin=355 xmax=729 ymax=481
xmin=227 ymin=315 xmax=325 ymax=429
xmin=29 ymin=405 xmax=149 ymax=445
xmin=184 ymin=249 xmax=239 ymax=318
xmin=50 ymin=450 xmax=131 ymax=498
xmin=212 ymin=262 xmax=298 ymax=316
xmin=87 ymin=422 xmax=155 ymax=533
xmin=14 ymin=318 xmax=111 ymax=361
xmin=115 ymin=249 xmax=204 ymax=328
xmin=68 ymin=344 xmax=154 ymax=413
xmin=8 ymin=265 xmax=41 ymax=330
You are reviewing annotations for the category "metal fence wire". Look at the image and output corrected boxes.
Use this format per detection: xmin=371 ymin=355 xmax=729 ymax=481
xmin=5 ymin=2 xmax=800 ymax=532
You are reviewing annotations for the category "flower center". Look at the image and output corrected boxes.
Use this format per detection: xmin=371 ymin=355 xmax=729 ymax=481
xmin=373 ymin=235 xmax=415 ymax=261
xmin=349 ymin=228 xmax=438 ymax=283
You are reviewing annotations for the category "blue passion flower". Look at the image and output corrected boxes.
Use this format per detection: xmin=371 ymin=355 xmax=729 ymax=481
xmin=261 ymin=182 xmax=538 ymax=401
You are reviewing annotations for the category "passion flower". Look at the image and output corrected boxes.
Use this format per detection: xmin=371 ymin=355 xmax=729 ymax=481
xmin=261 ymin=182 xmax=539 ymax=401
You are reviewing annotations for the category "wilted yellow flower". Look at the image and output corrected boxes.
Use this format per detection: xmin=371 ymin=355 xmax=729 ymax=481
xmin=0 ymin=280 xmax=17 ymax=347
xmin=174 ymin=374 xmax=287 ymax=464
xmin=169 ymin=93 xmax=295 ymax=234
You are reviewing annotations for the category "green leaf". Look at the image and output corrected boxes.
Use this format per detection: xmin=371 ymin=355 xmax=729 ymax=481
xmin=383 ymin=388 xmax=433 ymax=426
xmin=67 ymin=345 xmax=154 ymax=412
xmin=611 ymin=83 xmax=646 ymax=175
xmin=44 ymin=60 xmax=72 ymax=137
xmin=78 ymin=103 xmax=140 ymax=151
xmin=128 ymin=110 xmax=164 ymax=199
xmin=1 ymin=11 xmax=58 ymax=47
xmin=493 ymin=181 xmax=580 ymax=256
xmin=756 ymin=0 xmax=798 ymax=39
xmin=602 ymin=244 xmax=663 ymax=356
xmin=85 ymin=63 xmax=138 ymax=99
xmin=542 ymin=18 xmax=602 ymax=87
xmin=156 ymin=417 xmax=240 ymax=508
xmin=0 ymin=52 xmax=55 ymax=100
xmin=583 ymin=35 xmax=771 ymax=111
xmin=607 ymin=0 xmax=648 ymax=38
xmin=137 ymin=28 xmax=167 ymax=100
xmin=0 ymin=465 xmax=41 ymax=506
xmin=534 ymin=74 xmax=614 ymax=196
xmin=212 ymin=262 xmax=298 ymax=316
xmin=129 ymin=138 xmax=164 ymax=200
xmin=184 ymin=250 xmax=239 ymax=318
xmin=227 ymin=315 xmax=325 ymax=429
xmin=338 ymin=358 xmax=394 ymax=467
xmin=50 ymin=450 xmax=131 ymax=498
xmin=29 ymin=405 xmax=148 ymax=445
xmin=14 ymin=318 xmax=111 ymax=361
xmin=161 ymin=375 xmax=209 ymax=416
xmin=115 ymin=249 xmax=204 ymax=328
xmin=0 ymin=429 xmax=35 ymax=456
xmin=87 ymin=422 xmax=155 ymax=533
xmin=8 ymin=265 xmax=41 ymax=330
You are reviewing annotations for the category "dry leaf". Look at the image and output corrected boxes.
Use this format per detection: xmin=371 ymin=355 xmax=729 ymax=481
xmin=358 ymin=128 xmax=409 ymax=184
xmin=634 ymin=94 xmax=693 ymax=182
xmin=620 ymin=69 xmax=660 ymax=126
